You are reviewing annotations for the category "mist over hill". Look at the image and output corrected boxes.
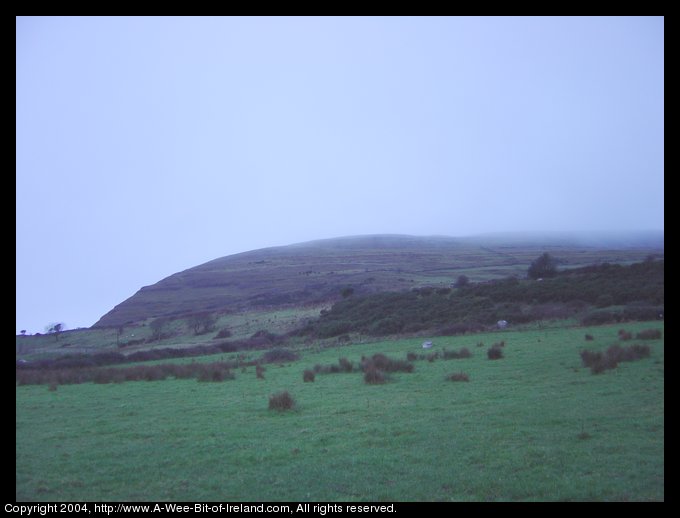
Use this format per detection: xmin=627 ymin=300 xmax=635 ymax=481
xmin=94 ymin=232 xmax=663 ymax=328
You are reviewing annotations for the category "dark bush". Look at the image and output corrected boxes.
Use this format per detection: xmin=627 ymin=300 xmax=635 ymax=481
xmin=268 ymin=391 xmax=295 ymax=411
xmin=618 ymin=330 xmax=632 ymax=341
xmin=442 ymin=347 xmax=472 ymax=360
xmin=622 ymin=304 xmax=664 ymax=322
xmin=197 ymin=364 xmax=234 ymax=382
xmin=262 ymin=348 xmax=299 ymax=363
xmin=487 ymin=345 xmax=504 ymax=360
xmin=581 ymin=344 xmax=651 ymax=374
xmin=303 ymin=369 xmax=315 ymax=382
xmin=446 ymin=372 xmax=470 ymax=382
xmin=581 ymin=310 xmax=620 ymax=326
xmin=636 ymin=329 xmax=662 ymax=340
xmin=338 ymin=357 xmax=353 ymax=372
xmin=214 ymin=328 xmax=232 ymax=339
xmin=363 ymin=367 xmax=387 ymax=385
xmin=362 ymin=354 xmax=413 ymax=373
xmin=585 ymin=334 xmax=594 ymax=341
xmin=256 ymin=365 xmax=266 ymax=379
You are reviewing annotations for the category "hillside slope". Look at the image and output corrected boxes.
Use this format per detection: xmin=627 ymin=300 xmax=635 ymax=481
xmin=93 ymin=232 xmax=663 ymax=328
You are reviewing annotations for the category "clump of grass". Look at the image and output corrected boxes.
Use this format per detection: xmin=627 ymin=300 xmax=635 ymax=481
xmin=338 ymin=357 xmax=353 ymax=372
xmin=268 ymin=391 xmax=295 ymax=411
xmin=585 ymin=334 xmax=594 ymax=341
xmin=302 ymin=369 xmax=315 ymax=382
xmin=362 ymin=353 xmax=413 ymax=373
xmin=442 ymin=347 xmax=472 ymax=360
xmin=363 ymin=367 xmax=387 ymax=385
xmin=256 ymin=365 xmax=266 ymax=379
xmin=262 ymin=348 xmax=299 ymax=363
xmin=446 ymin=372 xmax=470 ymax=382
xmin=487 ymin=345 xmax=504 ymax=360
xmin=618 ymin=329 xmax=632 ymax=341
xmin=636 ymin=329 xmax=662 ymax=340
xmin=197 ymin=364 xmax=234 ymax=382
xmin=580 ymin=344 xmax=651 ymax=374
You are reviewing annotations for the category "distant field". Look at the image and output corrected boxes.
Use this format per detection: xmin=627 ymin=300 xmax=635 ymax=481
xmin=16 ymin=321 xmax=664 ymax=501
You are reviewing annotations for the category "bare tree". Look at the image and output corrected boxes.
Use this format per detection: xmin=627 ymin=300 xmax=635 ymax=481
xmin=187 ymin=312 xmax=217 ymax=335
xmin=45 ymin=322 xmax=65 ymax=341
xmin=149 ymin=317 xmax=169 ymax=341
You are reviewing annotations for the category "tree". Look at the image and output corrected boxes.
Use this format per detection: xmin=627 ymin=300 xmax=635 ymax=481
xmin=454 ymin=275 xmax=470 ymax=288
xmin=149 ymin=317 xmax=169 ymax=341
xmin=45 ymin=322 xmax=65 ymax=341
xmin=341 ymin=287 xmax=354 ymax=298
xmin=528 ymin=253 xmax=558 ymax=280
xmin=116 ymin=326 xmax=125 ymax=346
xmin=187 ymin=312 xmax=217 ymax=335
xmin=20 ymin=330 xmax=26 ymax=336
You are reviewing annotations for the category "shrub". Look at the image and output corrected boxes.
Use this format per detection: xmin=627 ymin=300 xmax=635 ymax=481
xmin=487 ymin=345 xmax=504 ymax=360
xmin=268 ymin=391 xmax=295 ymax=411
xmin=636 ymin=329 xmax=662 ymax=340
xmin=581 ymin=310 xmax=619 ymax=326
xmin=197 ymin=364 xmax=234 ymax=382
xmin=338 ymin=357 xmax=353 ymax=372
xmin=442 ymin=347 xmax=472 ymax=360
xmin=363 ymin=367 xmax=387 ymax=385
xmin=446 ymin=372 xmax=470 ymax=382
xmin=580 ymin=344 xmax=651 ymax=374
xmin=362 ymin=354 xmax=413 ymax=373
xmin=618 ymin=330 xmax=632 ymax=341
xmin=262 ymin=348 xmax=299 ymax=363
xmin=303 ymin=369 xmax=315 ymax=382
xmin=214 ymin=328 xmax=232 ymax=339
xmin=256 ymin=365 xmax=266 ymax=379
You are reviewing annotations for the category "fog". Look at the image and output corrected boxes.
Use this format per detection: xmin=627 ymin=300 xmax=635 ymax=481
xmin=16 ymin=17 xmax=664 ymax=333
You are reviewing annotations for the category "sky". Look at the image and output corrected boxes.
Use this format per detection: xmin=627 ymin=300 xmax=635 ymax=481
xmin=16 ymin=16 xmax=664 ymax=334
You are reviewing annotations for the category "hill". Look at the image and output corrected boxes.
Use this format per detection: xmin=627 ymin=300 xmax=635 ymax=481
xmin=94 ymin=232 xmax=663 ymax=328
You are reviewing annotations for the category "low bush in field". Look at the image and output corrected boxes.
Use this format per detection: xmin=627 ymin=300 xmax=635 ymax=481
xmin=256 ymin=365 xmax=266 ymax=379
xmin=268 ymin=391 xmax=295 ymax=411
xmin=636 ymin=329 xmax=662 ymax=340
xmin=618 ymin=329 xmax=633 ymax=341
xmin=580 ymin=344 xmax=651 ymax=374
xmin=446 ymin=372 xmax=470 ymax=382
xmin=213 ymin=328 xmax=232 ymax=339
xmin=338 ymin=357 xmax=353 ymax=372
xmin=262 ymin=348 xmax=299 ymax=363
xmin=442 ymin=347 xmax=472 ymax=360
xmin=302 ymin=369 xmax=315 ymax=382
xmin=487 ymin=345 xmax=504 ymax=360
xmin=361 ymin=354 xmax=413 ymax=373
xmin=16 ymin=361 xmax=238 ymax=386
xmin=363 ymin=367 xmax=387 ymax=385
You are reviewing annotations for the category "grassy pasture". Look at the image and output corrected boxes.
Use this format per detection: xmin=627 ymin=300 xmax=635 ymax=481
xmin=16 ymin=322 xmax=663 ymax=501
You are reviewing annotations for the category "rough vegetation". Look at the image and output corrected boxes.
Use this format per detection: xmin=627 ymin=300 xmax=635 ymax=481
xmin=300 ymin=260 xmax=663 ymax=338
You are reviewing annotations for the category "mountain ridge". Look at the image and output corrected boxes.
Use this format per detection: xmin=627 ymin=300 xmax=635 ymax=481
xmin=93 ymin=231 xmax=664 ymax=328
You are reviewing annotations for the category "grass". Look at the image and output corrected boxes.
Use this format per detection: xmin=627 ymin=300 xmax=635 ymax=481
xmin=16 ymin=321 xmax=663 ymax=501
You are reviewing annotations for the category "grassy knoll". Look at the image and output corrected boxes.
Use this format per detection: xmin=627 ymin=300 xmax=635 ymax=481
xmin=16 ymin=321 xmax=663 ymax=501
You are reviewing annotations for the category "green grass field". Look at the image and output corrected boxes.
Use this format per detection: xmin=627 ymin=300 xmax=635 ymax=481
xmin=16 ymin=321 xmax=664 ymax=501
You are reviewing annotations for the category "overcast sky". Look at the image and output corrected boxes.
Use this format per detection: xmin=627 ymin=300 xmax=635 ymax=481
xmin=16 ymin=16 xmax=663 ymax=334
